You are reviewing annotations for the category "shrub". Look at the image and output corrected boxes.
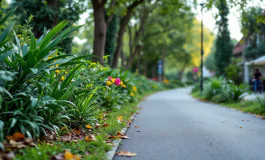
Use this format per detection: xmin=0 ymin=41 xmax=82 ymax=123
xmin=0 ymin=11 xmax=169 ymax=151
xmin=256 ymin=97 xmax=265 ymax=114
xmin=197 ymin=78 xmax=248 ymax=103
xmin=224 ymin=59 xmax=242 ymax=85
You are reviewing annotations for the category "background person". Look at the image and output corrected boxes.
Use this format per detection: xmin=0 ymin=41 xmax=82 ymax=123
xmin=253 ymin=68 xmax=262 ymax=92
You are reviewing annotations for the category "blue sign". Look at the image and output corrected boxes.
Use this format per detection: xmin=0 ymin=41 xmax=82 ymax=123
xmin=158 ymin=60 xmax=163 ymax=74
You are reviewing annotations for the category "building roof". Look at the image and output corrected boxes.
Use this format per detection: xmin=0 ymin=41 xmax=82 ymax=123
xmin=233 ymin=37 xmax=246 ymax=55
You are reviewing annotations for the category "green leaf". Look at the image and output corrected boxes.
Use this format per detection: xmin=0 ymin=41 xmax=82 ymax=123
xmin=10 ymin=118 xmax=17 ymax=129
xmin=0 ymin=7 xmax=16 ymax=25
xmin=0 ymin=50 xmax=15 ymax=62
xmin=0 ymin=21 xmax=15 ymax=43
xmin=30 ymin=68 xmax=38 ymax=74
xmin=29 ymin=32 xmax=36 ymax=51
xmin=38 ymin=21 xmax=69 ymax=52
xmin=61 ymin=64 xmax=83 ymax=89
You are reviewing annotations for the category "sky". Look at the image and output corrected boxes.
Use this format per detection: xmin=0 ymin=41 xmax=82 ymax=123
xmin=195 ymin=0 xmax=264 ymax=41
xmin=6 ymin=0 xmax=263 ymax=42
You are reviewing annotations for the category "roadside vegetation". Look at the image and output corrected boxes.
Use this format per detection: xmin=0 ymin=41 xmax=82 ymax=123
xmin=192 ymin=78 xmax=265 ymax=118
xmin=0 ymin=10 xmax=183 ymax=159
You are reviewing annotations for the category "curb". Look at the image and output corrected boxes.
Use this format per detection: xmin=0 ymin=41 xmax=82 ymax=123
xmin=106 ymin=114 xmax=137 ymax=160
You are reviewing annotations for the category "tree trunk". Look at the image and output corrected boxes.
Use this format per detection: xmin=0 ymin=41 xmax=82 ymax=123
xmin=92 ymin=0 xmax=107 ymax=64
xmin=126 ymin=6 xmax=148 ymax=70
xmin=111 ymin=0 xmax=144 ymax=68
xmin=178 ymin=63 xmax=187 ymax=81
xmin=121 ymin=48 xmax=125 ymax=69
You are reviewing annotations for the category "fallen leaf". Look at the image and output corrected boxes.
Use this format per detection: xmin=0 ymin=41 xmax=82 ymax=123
xmin=120 ymin=135 xmax=130 ymax=139
xmin=134 ymin=125 xmax=140 ymax=128
xmin=64 ymin=150 xmax=73 ymax=159
xmin=52 ymin=153 xmax=64 ymax=160
xmin=116 ymin=132 xmax=123 ymax=136
xmin=127 ymin=120 xmax=132 ymax=125
xmin=6 ymin=132 xmax=25 ymax=141
xmin=63 ymin=150 xmax=81 ymax=160
xmin=86 ymin=124 xmax=93 ymax=129
xmin=9 ymin=140 xmax=26 ymax=148
xmin=60 ymin=134 xmax=72 ymax=142
xmin=117 ymin=116 xmax=123 ymax=121
xmin=24 ymin=138 xmax=37 ymax=147
xmin=116 ymin=151 xmax=137 ymax=157
xmin=73 ymin=155 xmax=81 ymax=160
xmin=95 ymin=123 xmax=101 ymax=129
xmin=73 ymin=129 xmax=81 ymax=135
xmin=85 ymin=134 xmax=96 ymax=141
xmin=103 ymin=123 xmax=109 ymax=127
xmin=107 ymin=135 xmax=117 ymax=139
xmin=239 ymin=126 xmax=243 ymax=128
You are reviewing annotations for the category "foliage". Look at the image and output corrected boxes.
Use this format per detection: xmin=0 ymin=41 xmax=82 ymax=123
xmin=11 ymin=0 xmax=87 ymax=53
xmin=0 ymin=13 xmax=168 ymax=154
xmin=241 ymin=7 xmax=265 ymax=36
xmin=256 ymin=97 xmax=265 ymax=114
xmin=224 ymin=59 xmax=242 ymax=84
xmin=194 ymin=78 xmax=248 ymax=103
xmin=214 ymin=0 xmax=233 ymax=76
xmin=105 ymin=15 xmax=118 ymax=65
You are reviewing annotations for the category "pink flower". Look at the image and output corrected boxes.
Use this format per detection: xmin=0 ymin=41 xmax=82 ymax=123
xmin=108 ymin=76 xmax=112 ymax=80
xmin=115 ymin=78 xmax=121 ymax=86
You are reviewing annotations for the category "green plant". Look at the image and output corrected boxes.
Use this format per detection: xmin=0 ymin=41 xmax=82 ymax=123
xmin=0 ymin=16 xmax=84 ymax=139
xmin=256 ymin=97 xmax=265 ymax=114
xmin=226 ymin=83 xmax=249 ymax=101
xmin=224 ymin=59 xmax=242 ymax=84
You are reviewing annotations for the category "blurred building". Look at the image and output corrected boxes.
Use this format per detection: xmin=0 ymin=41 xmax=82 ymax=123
xmin=233 ymin=10 xmax=265 ymax=83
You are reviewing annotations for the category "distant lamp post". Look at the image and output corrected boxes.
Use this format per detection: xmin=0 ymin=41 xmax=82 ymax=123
xmin=200 ymin=2 xmax=205 ymax=93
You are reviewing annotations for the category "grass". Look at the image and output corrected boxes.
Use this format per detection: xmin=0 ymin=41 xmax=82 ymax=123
xmin=14 ymin=92 xmax=153 ymax=160
xmin=192 ymin=91 xmax=265 ymax=117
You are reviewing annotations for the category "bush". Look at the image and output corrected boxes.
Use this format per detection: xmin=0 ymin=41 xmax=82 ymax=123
xmin=256 ymin=97 xmax=265 ymax=114
xmin=0 ymin=11 xmax=168 ymax=148
xmin=224 ymin=59 xmax=242 ymax=85
xmin=194 ymin=78 xmax=248 ymax=103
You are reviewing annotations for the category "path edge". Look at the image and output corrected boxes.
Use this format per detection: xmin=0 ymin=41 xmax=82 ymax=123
xmin=106 ymin=113 xmax=137 ymax=160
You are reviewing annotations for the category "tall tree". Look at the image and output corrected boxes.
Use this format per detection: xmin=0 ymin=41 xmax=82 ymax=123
xmin=105 ymin=15 xmax=118 ymax=65
xmin=11 ymin=0 xmax=86 ymax=53
xmin=214 ymin=0 xmax=233 ymax=76
xmin=111 ymin=0 xmax=144 ymax=68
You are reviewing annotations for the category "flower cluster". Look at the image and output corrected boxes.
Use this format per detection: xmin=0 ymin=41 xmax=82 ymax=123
xmin=106 ymin=76 xmax=126 ymax=88
xmin=130 ymin=86 xmax=138 ymax=97
xmin=163 ymin=79 xmax=170 ymax=85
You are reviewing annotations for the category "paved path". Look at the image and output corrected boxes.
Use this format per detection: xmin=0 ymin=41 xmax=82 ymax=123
xmin=114 ymin=88 xmax=265 ymax=160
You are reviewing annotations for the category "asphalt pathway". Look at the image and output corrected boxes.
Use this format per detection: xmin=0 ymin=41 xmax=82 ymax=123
xmin=114 ymin=88 xmax=265 ymax=160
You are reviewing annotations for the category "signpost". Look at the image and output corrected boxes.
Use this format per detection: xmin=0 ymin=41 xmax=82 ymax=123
xmin=158 ymin=60 xmax=163 ymax=82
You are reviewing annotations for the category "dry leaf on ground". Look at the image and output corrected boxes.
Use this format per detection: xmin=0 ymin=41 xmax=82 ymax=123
xmin=103 ymin=123 xmax=109 ymax=127
xmin=86 ymin=124 xmax=93 ymax=129
xmin=6 ymin=132 xmax=25 ymax=141
xmin=117 ymin=116 xmax=123 ymax=121
xmin=95 ymin=123 xmax=101 ymax=129
xmin=85 ymin=134 xmax=96 ymax=141
xmin=73 ymin=129 xmax=81 ymax=135
xmin=63 ymin=150 xmax=81 ymax=160
xmin=134 ymin=125 xmax=140 ymax=128
xmin=120 ymin=135 xmax=129 ymax=139
xmin=116 ymin=151 xmax=137 ymax=157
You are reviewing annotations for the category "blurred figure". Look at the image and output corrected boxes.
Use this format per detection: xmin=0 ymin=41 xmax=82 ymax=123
xmin=253 ymin=68 xmax=262 ymax=92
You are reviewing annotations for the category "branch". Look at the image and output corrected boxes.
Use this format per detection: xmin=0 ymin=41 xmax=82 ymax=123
xmin=143 ymin=27 xmax=175 ymax=41
xmin=127 ymin=0 xmax=145 ymax=12
xmin=106 ymin=0 xmax=116 ymax=26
